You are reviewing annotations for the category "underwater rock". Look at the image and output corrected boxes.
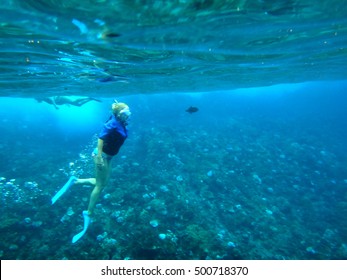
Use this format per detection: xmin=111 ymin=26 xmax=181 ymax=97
xmin=306 ymin=247 xmax=316 ymax=254
xmin=322 ymin=228 xmax=337 ymax=242
xmin=9 ymin=244 xmax=18 ymax=250
xmin=338 ymin=244 xmax=347 ymax=258
xmin=104 ymin=238 xmax=117 ymax=247
xmin=143 ymin=192 xmax=156 ymax=199
xmin=149 ymin=198 xmax=167 ymax=215
xmin=24 ymin=181 xmax=38 ymax=189
xmin=267 ymin=187 xmax=274 ymax=193
xmin=150 ymin=219 xmax=159 ymax=228
xmin=60 ymin=214 xmax=70 ymax=223
xmin=227 ymin=241 xmax=236 ymax=248
xmin=97 ymin=232 xmax=108 ymax=241
xmin=99 ymin=234 xmax=117 ymax=250
xmin=111 ymin=210 xmax=126 ymax=223
xmin=176 ymin=175 xmax=183 ymax=182
xmin=32 ymin=221 xmax=43 ymax=228
xmin=158 ymin=233 xmax=166 ymax=240
xmin=252 ymin=174 xmax=262 ymax=184
xmin=217 ymin=230 xmax=226 ymax=240
xmin=159 ymin=185 xmax=169 ymax=192
xmin=66 ymin=207 xmax=74 ymax=216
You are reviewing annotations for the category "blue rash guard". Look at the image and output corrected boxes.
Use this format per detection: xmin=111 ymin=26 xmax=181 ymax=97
xmin=98 ymin=114 xmax=128 ymax=156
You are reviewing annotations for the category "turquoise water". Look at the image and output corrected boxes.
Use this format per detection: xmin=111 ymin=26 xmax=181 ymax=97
xmin=0 ymin=1 xmax=347 ymax=260
xmin=0 ymin=0 xmax=346 ymax=95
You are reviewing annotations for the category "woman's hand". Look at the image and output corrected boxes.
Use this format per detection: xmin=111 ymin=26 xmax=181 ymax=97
xmin=95 ymin=155 xmax=104 ymax=169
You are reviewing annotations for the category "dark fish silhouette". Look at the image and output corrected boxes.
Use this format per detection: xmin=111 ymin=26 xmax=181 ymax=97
xmin=97 ymin=74 xmax=128 ymax=83
xmin=186 ymin=106 xmax=199 ymax=114
xmin=103 ymin=32 xmax=121 ymax=38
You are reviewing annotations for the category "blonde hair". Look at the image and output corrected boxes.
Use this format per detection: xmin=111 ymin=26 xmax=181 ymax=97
xmin=112 ymin=102 xmax=128 ymax=114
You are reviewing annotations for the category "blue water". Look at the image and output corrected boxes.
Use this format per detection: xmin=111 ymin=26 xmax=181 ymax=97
xmin=1 ymin=0 xmax=347 ymax=260
xmin=1 ymin=81 xmax=347 ymax=259
xmin=1 ymin=0 xmax=347 ymax=96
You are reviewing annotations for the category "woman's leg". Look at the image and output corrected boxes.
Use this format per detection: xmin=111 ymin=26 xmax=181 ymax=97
xmin=74 ymin=178 xmax=96 ymax=186
xmin=73 ymin=98 xmax=93 ymax=106
xmin=87 ymin=157 xmax=112 ymax=215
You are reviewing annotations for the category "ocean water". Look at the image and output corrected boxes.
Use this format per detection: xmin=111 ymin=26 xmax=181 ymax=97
xmin=0 ymin=1 xmax=347 ymax=260
xmin=1 ymin=0 xmax=346 ymax=96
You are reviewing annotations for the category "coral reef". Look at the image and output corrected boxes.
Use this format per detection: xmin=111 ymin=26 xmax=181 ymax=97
xmin=1 ymin=110 xmax=346 ymax=260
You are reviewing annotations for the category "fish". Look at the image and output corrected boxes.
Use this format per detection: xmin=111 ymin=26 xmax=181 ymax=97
xmin=186 ymin=106 xmax=199 ymax=113
xmin=97 ymin=74 xmax=128 ymax=83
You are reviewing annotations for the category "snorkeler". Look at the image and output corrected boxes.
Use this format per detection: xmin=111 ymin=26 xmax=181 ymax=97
xmin=36 ymin=96 xmax=101 ymax=109
xmin=51 ymin=100 xmax=131 ymax=243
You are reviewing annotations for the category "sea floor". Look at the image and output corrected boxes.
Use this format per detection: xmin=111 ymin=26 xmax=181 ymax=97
xmin=1 ymin=115 xmax=347 ymax=260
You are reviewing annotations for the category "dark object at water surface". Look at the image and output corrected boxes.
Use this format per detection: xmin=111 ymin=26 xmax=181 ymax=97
xmin=186 ymin=106 xmax=199 ymax=113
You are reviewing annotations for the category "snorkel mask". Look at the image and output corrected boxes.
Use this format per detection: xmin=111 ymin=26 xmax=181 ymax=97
xmin=113 ymin=99 xmax=131 ymax=124
xmin=118 ymin=106 xmax=131 ymax=122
